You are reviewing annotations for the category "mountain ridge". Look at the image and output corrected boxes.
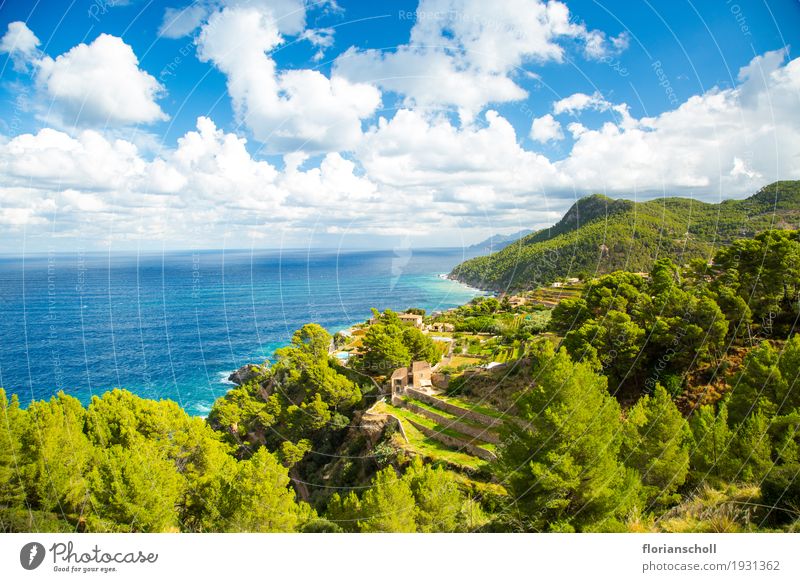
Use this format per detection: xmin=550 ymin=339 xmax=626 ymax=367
xmin=467 ymin=229 xmax=534 ymax=253
xmin=450 ymin=181 xmax=800 ymax=292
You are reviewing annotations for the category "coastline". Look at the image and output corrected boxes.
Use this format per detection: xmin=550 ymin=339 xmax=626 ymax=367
xmin=201 ymin=271 xmax=487 ymax=416
xmin=0 ymin=248 xmax=484 ymax=416
xmin=441 ymin=271 xmax=495 ymax=297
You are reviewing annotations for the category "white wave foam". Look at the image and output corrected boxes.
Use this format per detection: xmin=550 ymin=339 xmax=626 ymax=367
xmin=217 ymin=370 xmax=235 ymax=385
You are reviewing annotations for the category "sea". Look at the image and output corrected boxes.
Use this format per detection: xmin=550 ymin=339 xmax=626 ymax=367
xmin=0 ymin=247 xmax=484 ymax=416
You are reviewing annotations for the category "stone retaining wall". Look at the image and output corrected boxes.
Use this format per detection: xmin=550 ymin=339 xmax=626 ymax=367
xmin=401 ymin=400 xmax=501 ymax=445
xmin=405 ymin=388 xmax=503 ymax=428
xmin=384 ymin=413 xmax=408 ymax=443
xmin=365 ymin=401 xmax=409 ymax=443
xmin=406 ymin=418 xmax=496 ymax=462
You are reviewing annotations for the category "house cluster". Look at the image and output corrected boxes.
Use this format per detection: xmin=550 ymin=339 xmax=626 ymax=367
xmin=343 ymin=311 xmax=456 ymax=392
xmin=368 ymin=311 xmax=455 ymax=333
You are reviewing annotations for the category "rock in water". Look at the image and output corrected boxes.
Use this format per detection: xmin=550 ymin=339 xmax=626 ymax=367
xmin=228 ymin=364 xmax=268 ymax=386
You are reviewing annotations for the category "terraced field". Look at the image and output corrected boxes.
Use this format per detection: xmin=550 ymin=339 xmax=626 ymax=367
xmin=371 ymin=401 xmax=487 ymax=471
xmin=373 ymin=386 xmax=520 ymax=468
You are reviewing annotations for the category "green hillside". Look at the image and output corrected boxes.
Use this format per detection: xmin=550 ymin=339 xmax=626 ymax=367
xmin=450 ymin=181 xmax=800 ymax=291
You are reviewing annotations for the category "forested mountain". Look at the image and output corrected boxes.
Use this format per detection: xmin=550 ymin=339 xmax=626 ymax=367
xmin=450 ymin=181 xmax=800 ymax=291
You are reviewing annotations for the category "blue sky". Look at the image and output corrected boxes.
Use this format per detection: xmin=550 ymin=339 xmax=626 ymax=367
xmin=0 ymin=0 xmax=799 ymax=251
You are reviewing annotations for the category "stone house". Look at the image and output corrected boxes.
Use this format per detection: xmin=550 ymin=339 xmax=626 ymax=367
xmin=428 ymin=321 xmax=455 ymax=332
xmin=397 ymin=313 xmax=424 ymax=328
xmin=390 ymin=361 xmax=432 ymax=397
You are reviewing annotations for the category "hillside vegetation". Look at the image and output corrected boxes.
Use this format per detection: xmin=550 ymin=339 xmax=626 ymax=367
xmin=450 ymin=181 xmax=800 ymax=291
xmin=4 ymin=227 xmax=800 ymax=533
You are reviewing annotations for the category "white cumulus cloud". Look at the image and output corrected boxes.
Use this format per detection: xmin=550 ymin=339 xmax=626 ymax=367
xmin=158 ymin=4 xmax=210 ymax=39
xmin=197 ymin=6 xmax=380 ymax=153
xmin=35 ymin=33 xmax=168 ymax=126
xmin=0 ymin=21 xmax=40 ymax=70
xmin=0 ymin=117 xmax=390 ymax=244
xmin=530 ymin=114 xmax=564 ymax=143
xmin=334 ymin=0 xmax=627 ymax=122
xmin=158 ymin=0 xmax=309 ymax=39
xmin=356 ymin=108 xmax=562 ymax=226
xmin=554 ymin=50 xmax=800 ymax=194
xmin=553 ymin=91 xmax=610 ymax=115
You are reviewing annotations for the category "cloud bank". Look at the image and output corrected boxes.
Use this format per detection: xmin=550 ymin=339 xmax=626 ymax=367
xmin=0 ymin=2 xmax=798 ymax=249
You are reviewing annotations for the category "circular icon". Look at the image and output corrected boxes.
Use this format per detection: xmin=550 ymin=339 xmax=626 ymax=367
xmin=20 ymin=542 xmax=46 ymax=570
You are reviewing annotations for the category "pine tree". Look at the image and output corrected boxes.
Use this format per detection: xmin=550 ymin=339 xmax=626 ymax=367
xmin=402 ymin=326 xmax=440 ymax=364
xmin=360 ymin=322 xmax=411 ymax=375
xmin=564 ymin=310 xmax=645 ymax=390
xmin=359 ymin=466 xmax=417 ymax=532
xmin=761 ymin=462 xmax=800 ymax=524
xmin=325 ymin=491 xmax=362 ymax=532
xmin=549 ymin=297 xmax=590 ymax=334
xmin=728 ymin=335 xmax=800 ymax=428
xmin=19 ymin=393 xmax=93 ymax=515
xmin=621 ymin=384 xmax=691 ymax=506
xmin=730 ymin=410 xmax=773 ymax=483
xmin=403 ymin=457 xmax=463 ymax=532
xmin=86 ymin=439 xmax=182 ymax=532
xmin=495 ymin=342 xmax=635 ymax=531
xmin=223 ymin=448 xmax=302 ymax=532
xmin=179 ymin=449 xmax=238 ymax=532
xmin=771 ymin=411 xmax=800 ymax=465
xmin=688 ymin=404 xmax=736 ymax=483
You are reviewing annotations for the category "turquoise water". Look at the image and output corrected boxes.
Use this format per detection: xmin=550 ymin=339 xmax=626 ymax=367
xmin=0 ymin=248 xmax=483 ymax=415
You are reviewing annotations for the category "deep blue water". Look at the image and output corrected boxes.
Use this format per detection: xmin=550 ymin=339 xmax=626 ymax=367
xmin=0 ymin=248 xmax=483 ymax=415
